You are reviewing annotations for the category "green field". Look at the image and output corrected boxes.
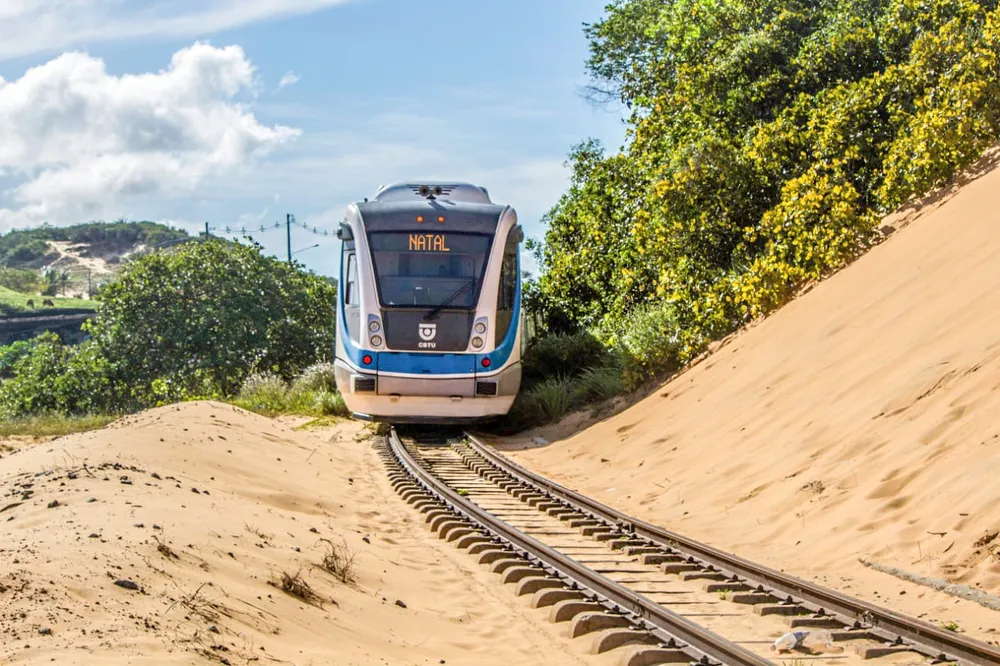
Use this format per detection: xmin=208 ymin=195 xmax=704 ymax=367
xmin=0 ymin=286 xmax=98 ymax=313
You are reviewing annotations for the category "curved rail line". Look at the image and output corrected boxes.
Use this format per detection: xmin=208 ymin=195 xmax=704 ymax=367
xmin=384 ymin=427 xmax=771 ymax=666
xmin=463 ymin=433 xmax=1000 ymax=666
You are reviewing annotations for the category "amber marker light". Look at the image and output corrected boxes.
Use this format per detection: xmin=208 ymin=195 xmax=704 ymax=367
xmin=416 ymin=216 xmax=424 ymax=223
xmin=437 ymin=216 xmax=445 ymax=222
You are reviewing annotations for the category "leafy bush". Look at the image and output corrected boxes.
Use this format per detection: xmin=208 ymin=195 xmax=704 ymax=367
xmin=0 ymin=340 xmax=34 ymax=379
xmin=508 ymin=376 xmax=577 ymax=427
xmin=0 ymin=239 xmax=337 ymax=420
xmin=520 ymin=331 xmax=613 ymax=388
xmin=571 ymin=364 xmax=625 ymax=403
xmin=292 ymin=362 xmax=338 ymax=394
xmin=529 ymin=0 xmax=1000 ymax=385
xmin=311 ymin=390 xmax=349 ymax=417
xmin=0 ymin=268 xmax=41 ymax=294
xmin=235 ymin=372 xmax=290 ymax=416
xmin=233 ymin=369 xmax=349 ymax=418
xmin=83 ymin=238 xmax=336 ymax=409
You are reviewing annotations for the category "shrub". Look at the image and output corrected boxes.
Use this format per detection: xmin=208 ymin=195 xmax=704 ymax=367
xmin=527 ymin=0 xmax=1000 ymax=392
xmin=235 ymin=372 xmax=290 ymax=416
xmin=0 ymin=340 xmax=34 ymax=379
xmin=571 ymin=364 xmax=625 ymax=404
xmin=292 ymin=362 xmax=338 ymax=394
xmin=508 ymin=376 xmax=577 ymax=427
xmin=82 ymin=238 xmax=337 ymax=410
xmin=312 ymin=390 xmax=349 ymax=417
xmin=603 ymin=301 xmax=685 ymax=386
xmin=0 ymin=268 xmax=42 ymax=294
xmin=521 ymin=332 xmax=612 ymax=388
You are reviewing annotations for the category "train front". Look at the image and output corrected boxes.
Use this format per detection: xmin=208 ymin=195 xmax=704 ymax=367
xmin=333 ymin=182 xmax=523 ymax=424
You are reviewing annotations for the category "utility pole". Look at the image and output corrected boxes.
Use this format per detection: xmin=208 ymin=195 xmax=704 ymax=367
xmin=204 ymin=221 xmax=209 ymax=239
xmin=286 ymin=214 xmax=293 ymax=264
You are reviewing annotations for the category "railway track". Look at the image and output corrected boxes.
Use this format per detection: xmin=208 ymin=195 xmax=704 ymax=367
xmin=380 ymin=427 xmax=1000 ymax=666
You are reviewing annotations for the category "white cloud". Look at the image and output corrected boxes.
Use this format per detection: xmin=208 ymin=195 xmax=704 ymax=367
xmin=278 ymin=71 xmax=301 ymax=89
xmin=0 ymin=0 xmax=359 ymax=61
xmin=0 ymin=42 xmax=301 ymax=230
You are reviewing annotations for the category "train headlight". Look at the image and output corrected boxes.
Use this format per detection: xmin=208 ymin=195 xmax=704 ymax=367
xmin=474 ymin=322 xmax=487 ymax=335
xmin=368 ymin=320 xmax=381 ymax=333
xmin=370 ymin=335 xmax=383 ymax=347
xmin=471 ymin=336 xmax=484 ymax=349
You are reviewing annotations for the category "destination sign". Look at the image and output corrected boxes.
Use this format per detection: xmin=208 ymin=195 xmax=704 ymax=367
xmin=408 ymin=233 xmax=450 ymax=252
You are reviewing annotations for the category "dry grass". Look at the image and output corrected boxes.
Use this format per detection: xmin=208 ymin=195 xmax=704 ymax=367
xmin=270 ymin=569 xmax=322 ymax=607
xmin=154 ymin=535 xmax=179 ymax=559
xmin=316 ymin=538 xmax=357 ymax=584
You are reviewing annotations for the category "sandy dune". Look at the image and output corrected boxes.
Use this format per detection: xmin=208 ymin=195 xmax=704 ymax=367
xmin=0 ymin=402 xmax=612 ymax=665
xmin=492 ymin=154 xmax=1000 ymax=646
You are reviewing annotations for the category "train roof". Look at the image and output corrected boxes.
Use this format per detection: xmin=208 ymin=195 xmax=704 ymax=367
xmin=371 ymin=182 xmax=495 ymax=205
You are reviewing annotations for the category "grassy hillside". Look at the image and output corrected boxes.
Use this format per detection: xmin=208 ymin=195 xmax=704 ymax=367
xmin=0 ymin=285 xmax=96 ymax=314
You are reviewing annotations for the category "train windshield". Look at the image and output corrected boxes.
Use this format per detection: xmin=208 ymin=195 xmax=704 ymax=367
xmin=367 ymin=231 xmax=494 ymax=308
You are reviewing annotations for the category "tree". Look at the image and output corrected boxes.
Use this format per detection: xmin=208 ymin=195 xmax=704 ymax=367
xmin=82 ymin=238 xmax=337 ymax=408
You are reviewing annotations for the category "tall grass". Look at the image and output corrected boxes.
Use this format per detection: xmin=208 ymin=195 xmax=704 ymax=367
xmin=234 ymin=364 xmax=349 ymax=418
xmin=0 ymin=413 xmax=118 ymax=438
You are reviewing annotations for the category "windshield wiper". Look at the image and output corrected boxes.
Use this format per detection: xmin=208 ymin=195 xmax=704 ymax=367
xmin=424 ymin=279 xmax=475 ymax=321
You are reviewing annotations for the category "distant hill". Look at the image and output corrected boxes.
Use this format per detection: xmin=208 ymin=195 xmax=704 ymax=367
xmin=0 ymin=221 xmax=191 ymax=269
xmin=0 ymin=221 xmax=193 ymax=300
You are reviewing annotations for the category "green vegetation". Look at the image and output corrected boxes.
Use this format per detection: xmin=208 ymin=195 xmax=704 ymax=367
xmin=0 ymin=220 xmax=189 ymax=268
xmin=0 ymin=239 xmax=339 ymax=422
xmin=0 ymin=414 xmax=118 ymax=439
xmin=234 ymin=366 xmax=348 ymax=418
xmin=7 ymin=2 xmax=1000 ymax=436
xmin=0 ymin=285 xmax=96 ymax=313
xmin=0 ymin=267 xmax=42 ymax=293
xmin=526 ymin=0 xmax=1000 ymax=393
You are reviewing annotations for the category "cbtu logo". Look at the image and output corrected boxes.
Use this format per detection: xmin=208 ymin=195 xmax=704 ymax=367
xmin=418 ymin=322 xmax=437 ymax=348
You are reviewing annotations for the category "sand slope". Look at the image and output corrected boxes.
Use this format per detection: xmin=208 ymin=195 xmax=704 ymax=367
xmin=495 ymin=154 xmax=1000 ymax=644
xmin=0 ymin=402 xmax=610 ymax=665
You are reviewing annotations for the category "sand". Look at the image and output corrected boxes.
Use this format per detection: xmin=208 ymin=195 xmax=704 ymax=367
xmin=491 ymin=153 xmax=1000 ymax=646
xmin=0 ymin=402 xmax=614 ymax=665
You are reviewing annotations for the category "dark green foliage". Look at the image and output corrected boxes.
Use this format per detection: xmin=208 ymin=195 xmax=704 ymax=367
xmin=0 ymin=333 xmax=116 ymax=418
xmin=82 ymin=239 xmax=336 ymax=409
xmin=0 ymin=240 xmax=337 ymax=419
xmin=520 ymin=332 xmax=613 ymax=388
xmin=532 ymin=0 xmax=1000 ymax=384
xmin=0 ymin=340 xmax=34 ymax=379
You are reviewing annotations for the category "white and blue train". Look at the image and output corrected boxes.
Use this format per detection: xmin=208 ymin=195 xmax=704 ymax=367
xmin=334 ymin=181 xmax=525 ymax=423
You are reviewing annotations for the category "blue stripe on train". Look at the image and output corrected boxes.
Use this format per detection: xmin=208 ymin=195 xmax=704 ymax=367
xmin=377 ymin=352 xmax=476 ymax=375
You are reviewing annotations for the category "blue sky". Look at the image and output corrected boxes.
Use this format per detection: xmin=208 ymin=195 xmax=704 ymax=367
xmin=0 ymin=0 xmax=626 ymax=278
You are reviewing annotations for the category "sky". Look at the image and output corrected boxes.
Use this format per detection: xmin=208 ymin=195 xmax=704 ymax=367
xmin=0 ymin=0 xmax=627 ymax=278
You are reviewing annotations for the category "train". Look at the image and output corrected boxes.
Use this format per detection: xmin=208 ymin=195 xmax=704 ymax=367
xmin=333 ymin=181 xmax=525 ymax=423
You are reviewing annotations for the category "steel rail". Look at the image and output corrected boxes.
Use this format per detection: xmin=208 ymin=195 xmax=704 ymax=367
xmin=387 ymin=429 xmax=772 ymax=666
xmin=465 ymin=434 xmax=1000 ymax=666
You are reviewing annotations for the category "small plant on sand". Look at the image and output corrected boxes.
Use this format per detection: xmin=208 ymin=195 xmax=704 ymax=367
xmin=456 ymin=488 xmax=470 ymax=497
xmin=271 ymin=568 xmax=322 ymax=606
xmin=717 ymin=588 xmax=729 ymax=601
xmin=154 ymin=534 xmax=179 ymax=559
xmin=943 ymin=620 xmax=961 ymax=632
xmin=317 ymin=538 xmax=357 ymax=584
xmin=244 ymin=522 xmax=272 ymax=543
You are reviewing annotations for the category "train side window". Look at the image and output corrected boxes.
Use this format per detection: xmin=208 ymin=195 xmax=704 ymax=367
xmin=345 ymin=253 xmax=358 ymax=306
xmin=494 ymin=227 xmax=519 ymax=344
